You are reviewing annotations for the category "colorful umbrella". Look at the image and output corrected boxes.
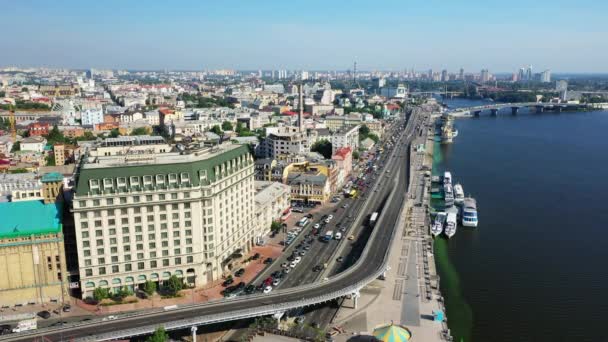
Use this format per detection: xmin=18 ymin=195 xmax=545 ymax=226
xmin=372 ymin=322 xmax=412 ymax=342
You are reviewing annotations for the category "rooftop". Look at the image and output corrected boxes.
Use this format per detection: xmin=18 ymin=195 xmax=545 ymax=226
xmin=0 ymin=200 xmax=63 ymax=239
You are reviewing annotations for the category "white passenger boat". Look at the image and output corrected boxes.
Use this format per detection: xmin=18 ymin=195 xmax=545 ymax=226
xmin=431 ymin=212 xmax=446 ymax=237
xmin=444 ymin=183 xmax=454 ymax=207
xmin=443 ymin=171 xmax=452 ymax=185
xmin=461 ymin=197 xmax=478 ymax=228
xmin=454 ymin=183 xmax=465 ymax=204
xmin=444 ymin=212 xmax=458 ymax=238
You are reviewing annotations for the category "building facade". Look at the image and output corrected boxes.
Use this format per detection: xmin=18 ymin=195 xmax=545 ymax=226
xmin=72 ymin=141 xmax=257 ymax=298
xmin=331 ymin=125 xmax=359 ymax=154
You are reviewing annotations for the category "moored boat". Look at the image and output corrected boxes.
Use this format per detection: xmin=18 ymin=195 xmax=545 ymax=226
xmin=461 ymin=197 xmax=478 ymax=228
xmin=431 ymin=212 xmax=446 ymax=237
xmin=445 ymin=212 xmax=458 ymax=238
xmin=454 ymin=183 xmax=464 ymax=204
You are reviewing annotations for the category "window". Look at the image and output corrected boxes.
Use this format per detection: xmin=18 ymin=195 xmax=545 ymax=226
xmin=79 ymin=200 xmax=86 ymax=208
xmin=107 ymin=198 xmax=114 ymax=205
xmin=117 ymin=177 xmax=127 ymax=187
xmin=162 ymin=241 xmax=169 ymax=247
xmin=103 ymin=178 xmax=113 ymax=189
xmin=161 ymin=232 xmax=168 ymax=239
xmin=133 ymin=196 xmax=140 ymax=203
xmin=111 ymin=256 xmax=118 ymax=263
xmin=184 ymin=192 xmax=190 ymax=199
xmin=85 ymin=269 xmax=92 ymax=276
xmin=162 ymin=259 xmax=169 ymax=266
xmin=155 ymin=175 xmax=165 ymax=185
xmin=130 ymin=176 xmax=140 ymax=187
xmin=98 ymin=267 xmax=106 ymax=275
xmin=82 ymin=231 xmax=89 ymax=238
xmin=109 ymin=228 xmax=116 ymax=235
xmin=146 ymin=195 xmax=153 ymax=202
xmin=180 ymin=173 xmax=190 ymax=183
xmin=150 ymin=251 xmax=157 ymax=258
xmin=168 ymin=174 xmax=178 ymax=184
xmin=173 ymin=231 xmax=180 ymax=237
xmin=83 ymin=250 xmax=90 ymax=257
xmin=108 ymin=219 xmax=115 ymax=226
xmin=80 ymin=221 xmax=88 ymax=229
xmin=96 ymin=239 xmax=103 ymax=246
xmin=124 ymin=254 xmax=131 ymax=261
xmin=123 ymin=236 xmax=130 ymax=243
xmin=175 ymin=257 xmax=182 ymax=265
xmin=95 ymin=230 xmax=103 ymax=237
xmin=137 ymin=262 xmax=144 ymax=270
xmin=110 ymin=238 xmax=117 ymax=245
xmin=85 ymin=259 xmax=92 ymax=266
xmin=125 ymin=264 xmax=132 ymax=271
xmin=171 ymin=193 xmax=178 ymax=199
xmin=120 ymin=197 xmax=127 ymax=204
xmin=149 ymin=242 xmax=156 ymax=249
xmin=172 ymin=204 xmax=179 ymax=210
xmin=122 ymin=227 xmax=129 ymax=234
xmin=174 ymin=248 xmax=181 ymax=255
xmin=186 ymin=247 xmax=193 ymax=253
xmin=150 ymin=260 xmax=157 ymax=268
xmin=136 ymin=244 xmax=143 ymax=251
xmin=187 ymin=256 xmax=193 ymax=263
xmin=159 ymin=194 xmax=165 ymax=200
xmin=185 ymin=230 xmax=192 ymax=236
xmin=143 ymin=175 xmax=153 ymax=186
xmin=112 ymin=265 xmax=119 ymax=273
xmin=90 ymin=179 xmax=100 ymax=190
xmin=93 ymin=199 xmax=100 ymax=206
xmin=110 ymin=247 xmax=117 ymax=253
xmin=184 ymin=203 xmax=190 ymax=209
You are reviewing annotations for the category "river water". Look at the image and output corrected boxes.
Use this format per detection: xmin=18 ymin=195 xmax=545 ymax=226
xmin=433 ymin=98 xmax=608 ymax=342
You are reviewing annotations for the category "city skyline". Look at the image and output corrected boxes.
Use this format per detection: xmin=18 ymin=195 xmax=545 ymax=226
xmin=3 ymin=0 xmax=608 ymax=72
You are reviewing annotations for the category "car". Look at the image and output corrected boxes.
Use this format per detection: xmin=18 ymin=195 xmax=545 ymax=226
xmin=264 ymin=257 xmax=273 ymax=264
xmin=252 ymin=253 xmax=261 ymax=260
xmin=290 ymin=261 xmax=297 ymax=268
xmin=287 ymin=255 xmax=295 ymax=262
xmin=235 ymin=268 xmax=245 ymax=277
xmin=294 ymin=256 xmax=302 ymax=263
xmin=340 ymin=226 xmax=347 ymax=232
xmin=299 ymin=250 xmax=307 ymax=256
xmin=272 ymin=278 xmax=281 ymax=286
xmin=304 ymin=245 xmax=311 ymax=251
xmin=305 ymin=213 xmax=313 ymax=219
xmin=283 ymin=267 xmax=291 ymax=274
xmin=0 ymin=324 xmax=11 ymax=335
xmin=51 ymin=321 xmax=67 ymax=327
xmin=281 ymin=262 xmax=288 ymax=268
xmin=313 ymin=265 xmax=323 ymax=272
xmin=325 ymin=219 xmax=330 ymax=223
xmin=348 ymin=235 xmax=355 ymax=240
xmin=38 ymin=310 xmax=51 ymax=319
xmin=337 ymin=256 xmax=344 ymax=262
xmin=235 ymin=281 xmax=246 ymax=289
xmin=328 ymin=214 xmax=333 ymax=220
xmin=342 ymin=204 xmax=349 ymax=209
xmin=264 ymin=277 xmax=274 ymax=285
xmin=271 ymin=271 xmax=282 ymax=278
xmin=244 ymin=284 xmax=256 ymax=294
xmin=263 ymin=286 xmax=273 ymax=294
xmin=313 ymin=223 xmax=320 ymax=229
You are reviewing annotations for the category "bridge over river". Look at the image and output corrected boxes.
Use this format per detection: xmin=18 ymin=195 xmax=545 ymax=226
xmin=447 ymin=102 xmax=596 ymax=116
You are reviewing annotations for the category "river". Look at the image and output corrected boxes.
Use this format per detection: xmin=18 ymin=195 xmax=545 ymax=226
xmin=433 ymin=98 xmax=608 ymax=342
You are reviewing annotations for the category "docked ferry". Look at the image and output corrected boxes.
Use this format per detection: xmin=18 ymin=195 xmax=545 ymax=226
xmin=461 ymin=197 xmax=478 ymax=228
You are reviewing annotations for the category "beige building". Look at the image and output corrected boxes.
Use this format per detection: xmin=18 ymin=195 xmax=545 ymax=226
xmin=254 ymin=181 xmax=291 ymax=242
xmin=72 ymin=139 xmax=257 ymax=298
xmin=263 ymin=126 xmax=310 ymax=159
xmin=0 ymin=176 xmax=68 ymax=306
xmin=54 ymin=144 xmax=65 ymax=166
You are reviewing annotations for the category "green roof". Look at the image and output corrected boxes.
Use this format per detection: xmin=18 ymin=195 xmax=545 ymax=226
xmin=41 ymin=172 xmax=64 ymax=183
xmin=75 ymin=145 xmax=251 ymax=196
xmin=0 ymin=200 xmax=63 ymax=239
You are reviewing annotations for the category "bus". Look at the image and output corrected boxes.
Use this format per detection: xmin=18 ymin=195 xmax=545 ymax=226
xmin=369 ymin=212 xmax=379 ymax=227
xmin=297 ymin=217 xmax=309 ymax=227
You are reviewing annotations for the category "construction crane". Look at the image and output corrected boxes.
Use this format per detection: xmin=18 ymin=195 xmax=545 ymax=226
xmin=8 ymin=104 xmax=16 ymax=142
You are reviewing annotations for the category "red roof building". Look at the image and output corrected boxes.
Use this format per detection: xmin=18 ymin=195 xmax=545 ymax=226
xmin=28 ymin=122 xmax=50 ymax=137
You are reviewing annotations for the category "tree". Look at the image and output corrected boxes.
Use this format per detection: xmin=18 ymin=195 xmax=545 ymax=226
xmin=165 ymin=275 xmax=183 ymax=296
xmin=109 ymin=128 xmax=120 ymax=138
xmin=146 ymin=327 xmax=169 ymax=342
xmin=367 ymin=133 xmax=379 ymax=144
xmin=93 ymin=287 xmax=109 ymax=301
xmin=11 ymin=141 xmax=20 ymax=152
xmin=21 ymin=87 xmax=29 ymax=92
xmin=352 ymin=151 xmax=360 ymax=160
xmin=143 ymin=280 xmax=157 ymax=296
xmin=222 ymin=121 xmax=234 ymax=131
xmin=270 ymin=221 xmax=281 ymax=233
xmin=311 ymin=139 xmax=332 ymax=159
xmin=130 ymin=127 xmax=148 ymax=136
xmin=359 ymin=125 xmax=370 ymax=138
xmin=210 ymin=125 xmax=223 ymax=136
xmin=45 ymin=154 xmax=56 ymax=166
xmin=46 ymin=125 xmax=65 ymax=145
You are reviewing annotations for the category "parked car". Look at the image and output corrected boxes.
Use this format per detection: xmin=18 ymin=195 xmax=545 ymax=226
xmin=313 ymin=265 xmax=323 ymax=272
xmin=263 ymin=286 xmax=273 ymax=294
xmin=272 ymin=278 xmax=281 ymax=286
xmin=313 ymin=223 xmax=320 ymax=229
xmin=235 ymin=268 xmax=245 ymax=277
xmin=348 ymin=235 xmax=355 ymax=240
xmin=281 ymin=262 xmax=288 ymax=268
xmin=222 ymin=278 xmax=234 ymax=287
xmin=283 ymin=267 xmax=291 ymax=274
xmin=252 ymin=253 xmax=261 ymax=260
xmin=264 ymin=257 xmax=273 ymax=264
xmin=290 ymin=261 xmax=297 ymax=268
xmin=294 ymin=256 xmax=302 ymax=263
xmin=62 ymin=304 xmax=71 ymax=312
xmin=38 ymin=311 xmax=51 ymax=319
xmin=337 ymin=256 xmax=344 ymax=263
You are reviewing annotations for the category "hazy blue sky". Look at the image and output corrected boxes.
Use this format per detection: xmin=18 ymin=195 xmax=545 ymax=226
xmin=3 ymin=0 xmax=608 ymax=72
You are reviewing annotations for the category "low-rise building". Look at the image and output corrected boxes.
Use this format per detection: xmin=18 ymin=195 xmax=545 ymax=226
xmin=20 ymin=136 xmax=47 ymax=153
xmin=254 ymin=181 xmax=291 ymax=241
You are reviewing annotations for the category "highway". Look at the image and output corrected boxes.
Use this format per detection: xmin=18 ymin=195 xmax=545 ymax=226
xmin=2 ymin=110 xmax=422 ymax=342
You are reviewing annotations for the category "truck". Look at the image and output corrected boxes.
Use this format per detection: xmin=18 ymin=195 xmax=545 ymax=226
xmin=12 ymin=318 xmax=37 ymax=333
xmin=323 ymin=231 xmax=334 ymax=242
xmin=369 ymin=212 xmax=379 ymax=227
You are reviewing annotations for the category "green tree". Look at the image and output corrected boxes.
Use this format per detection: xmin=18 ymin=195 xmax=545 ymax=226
xmin=352 ymin=151 xmax=360 ymax=160
xmin=45 ymin=154 xmax=56 ymax=166
xmin=311 ymin=139 xmax=332 ymax=159
xmin=93 ymin=287 xmax=109 ymax=301
xmin=270 ymin=221 xmax=282 ymax=233
xmin=109 ymin=128 xmax=120 ymax=138
xmin=359 ymin=125 xmax=370 ymax=138
xmin=11 ymin=141 xmax=21 ymax=152
xmin=146 ymin=327 xmax=169 ymax=342
xmin=210 ymin=125 xmax=223 ymax=136
xmin=21 ymin=87 xmax=29 ymax=92
xmin=221 ymin=121 xmax=234 ymax=131
xmin=46 ymin=125 xmax=65 ymax=145
xmin=130 ymin=127 xmax=148 ymax=136
xmin=0 ymin=91 xmax=5 ymax=97
xmin=367 ymin=133 xmax=379 ymax=144
xmin=143 ymin=280 xmax=157 ymax=296
xmin=165 ymin=275 xmax=183 ymax=296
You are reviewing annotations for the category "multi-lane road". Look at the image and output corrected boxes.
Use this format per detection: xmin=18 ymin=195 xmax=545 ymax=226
xmin=2 ymin=110 xmax=424 ymax=342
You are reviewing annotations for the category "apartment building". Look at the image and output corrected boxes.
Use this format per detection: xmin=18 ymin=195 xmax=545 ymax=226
xmin=72 ymin=140 xmax=257 ymax=298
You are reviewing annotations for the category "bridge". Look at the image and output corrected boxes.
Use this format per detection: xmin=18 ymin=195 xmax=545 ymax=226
xmin=447 ymin=102 xmax=592 ymax=116
xmin=1 ymin=112 xmax=427 ymax=342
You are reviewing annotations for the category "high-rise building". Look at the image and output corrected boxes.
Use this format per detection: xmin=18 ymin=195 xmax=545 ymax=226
xmin=71 ymin=139 xmax=257 ymax=298
xmin=526 ymin=66 xmax=533 ymax=81
xmin=540 ymin=69 xmax=551 ymax=83
xmin=301 ymin=71 xmax=309 ymax=81
xmin=480 ymin=69 xmax=490 ymax=83
xmin=441 ymin=69 xmax=448 ymax=82
xmin=459 ymin=68 xmax=464 ymax=80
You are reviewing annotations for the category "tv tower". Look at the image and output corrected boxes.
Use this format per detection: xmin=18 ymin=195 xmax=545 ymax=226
xmin=353 ymin=61 xmax=357 ymax=84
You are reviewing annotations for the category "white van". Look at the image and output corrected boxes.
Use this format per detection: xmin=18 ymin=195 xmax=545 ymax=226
xmin=335 ymin=232 xmax=342 ymax=240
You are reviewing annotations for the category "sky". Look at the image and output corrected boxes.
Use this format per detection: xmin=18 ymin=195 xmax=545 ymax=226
xmin=3 ymin=0 xmax=608 ymax=73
